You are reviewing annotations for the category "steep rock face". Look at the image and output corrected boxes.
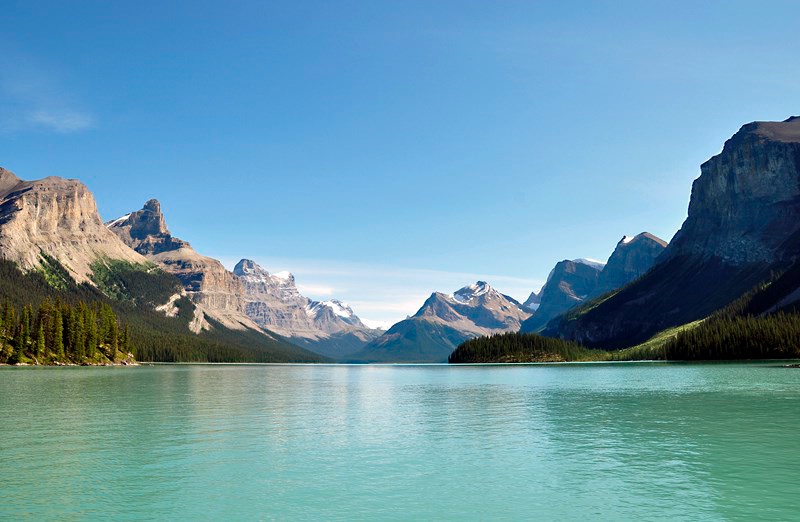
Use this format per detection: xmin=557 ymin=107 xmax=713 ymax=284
xmin=106 ymin=199 xmax=189 ymax=255
xmin=548 ymin=117 xmax=800 ymax=348
xmin=664 ymin=116 xmax=800 ymax=265
xmin=0 ymin=168 xmax=146 ymax=283
xmin=108 ymin=200 xmax=259 ymax=332
xmin=520 ymin=259 xmax=603 ymax=332
xmin=234 ymin=258 xmax=380 ymax=358
xmin=350 ymin=281 xmax=531 ymax=363
xmin=594 ymin=233 xmax=667 ymax=296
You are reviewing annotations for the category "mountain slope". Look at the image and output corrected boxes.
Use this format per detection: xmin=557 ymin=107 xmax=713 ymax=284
xmin=547 ymin=116 xmax=800 ymax=348
xmin=108 ymin=200 xmax=266 ymax=333
xmin=594 ymin=233 xmax=667 ymax=296
xmin=234 ymin=259 xmax=381 ymax=358
xmin=350 ymin=281 xmax=531 ymax=362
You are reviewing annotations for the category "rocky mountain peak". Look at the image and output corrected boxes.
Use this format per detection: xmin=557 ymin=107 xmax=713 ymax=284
xmin=522 ymin=289 xmax=542 ymax=311
xmin=233 ymin=258 xmax=262 ymax=277
xmin=0 ymin=167 xmax=22 ymax=192
xmin=107 ymin=199 xmax=188 ymax=255
xmin=619 ymin=232 xmax=668 ymax=248
xmin=594 ymin=232 xmax=667 ymax=296
xmin=453 ymin=281 xmax=496 ymax=303
xmin=143 ymin=198 xmax=162 ymax=213
xmin=233 ymin=258 xmax=296 ymax=287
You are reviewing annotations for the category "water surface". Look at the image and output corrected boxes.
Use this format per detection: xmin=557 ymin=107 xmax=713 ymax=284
xmin=1 ymin=362 xmax=798 ymax=520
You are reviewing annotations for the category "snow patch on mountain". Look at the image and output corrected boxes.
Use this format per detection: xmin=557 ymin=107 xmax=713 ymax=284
xmin=573 ymin=258 xmax=606 ymax=270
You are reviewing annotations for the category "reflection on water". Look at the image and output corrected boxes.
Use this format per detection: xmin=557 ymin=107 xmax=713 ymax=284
xmin=1 ymin=363 xmax=798 ymax=520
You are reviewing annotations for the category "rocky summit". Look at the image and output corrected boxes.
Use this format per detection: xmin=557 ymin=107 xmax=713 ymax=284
xmin=0 ymin=168 xmax=146 ymax=283
xmin=233 ymin=258 xmax=380 ymax=358
xmin=548 ymin=117 xmax=800 ymax=348
xmin=350 ymin=281 xmax=531 ymax=363
xmin=593 ymin=233 xmax=667 ymax=296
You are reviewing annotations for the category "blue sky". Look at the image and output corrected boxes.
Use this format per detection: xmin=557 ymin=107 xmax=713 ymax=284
xmin=2 ymin=1 xmax=799 ymax=327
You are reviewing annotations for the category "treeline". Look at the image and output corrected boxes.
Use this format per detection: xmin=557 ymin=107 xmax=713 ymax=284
xmin=664 ymin=312 xmax=800 ymax=360
xmin=448 ymin=332 xmax=605 ymax=363
xmin=0 ymin=299 xmax=131 ymax=365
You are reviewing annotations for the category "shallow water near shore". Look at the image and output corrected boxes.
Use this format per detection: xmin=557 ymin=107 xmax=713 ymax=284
xmin=1 ymin=362 xmax=799 ymax=520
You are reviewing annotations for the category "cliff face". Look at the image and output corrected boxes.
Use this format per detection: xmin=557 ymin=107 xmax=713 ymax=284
xmin=549 ymin=117 xmax=800 ymax=348
xmin=107 ymin=199 xmax=189 ymax=255
xmin=0 ymin=168 xmax=146 ymax=283
xmin=234 ymin=259 xmax=380 ymax=357
xmin=664 ymin=116 xmax=800 ymax=265
xmin=108 ymin=200 xmax=258 ymax=332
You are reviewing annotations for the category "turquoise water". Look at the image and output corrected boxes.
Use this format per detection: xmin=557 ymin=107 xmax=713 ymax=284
xmin=1 ymin=363 xmax=799 ymax=521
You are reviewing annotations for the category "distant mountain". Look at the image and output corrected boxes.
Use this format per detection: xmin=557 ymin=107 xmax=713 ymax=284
xmin=0 ymin=168 xmax=146 ymax=282
xmin=521 ymin=234 xmax=666 ymax=333
xmin=233 ymin=259 xmax=381 ymax=358
xmin=350 ymin=281 xmax=531 ymax=363
xmin=594 ymin=233 xmax=667 ymax=296
xmin=548 ymin=116 xmax=800 ymax=348
xmin=520 ymin=259 xmax=603 ymax=332
xmin=522 ymin=289 xmax=542 ymax=311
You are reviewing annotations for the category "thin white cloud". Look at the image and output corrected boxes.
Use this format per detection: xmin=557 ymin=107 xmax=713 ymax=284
xmin=296 ymin=284 xmax=335 ymax=296
xmin=29 ymin=109 xmax=94 ymax=133
xmin=360 ymin=318 xmax=393 ymax=330
xmin=0 ymin=52 xmax=94 ymax=134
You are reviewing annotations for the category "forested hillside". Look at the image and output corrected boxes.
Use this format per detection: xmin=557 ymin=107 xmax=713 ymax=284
xmin=0 ymin=258 xmax=325 ymax=364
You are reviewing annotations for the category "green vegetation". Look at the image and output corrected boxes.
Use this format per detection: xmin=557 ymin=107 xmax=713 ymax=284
xmin=91 ymin=259 xmax=181 ymax=307
xmin=664 ymin=312 xmax=800 ymax=360
xmin=0 ymin=258 xmax=325 ymax=364
xmin=448 ymin=332 xmax=608 ymax=363
xmin=0 ymin=299 xmax=131 ymax=365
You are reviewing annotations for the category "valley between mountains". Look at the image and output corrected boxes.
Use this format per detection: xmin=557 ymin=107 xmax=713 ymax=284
xmin=3 ymin=116 xmax=800 ymax=365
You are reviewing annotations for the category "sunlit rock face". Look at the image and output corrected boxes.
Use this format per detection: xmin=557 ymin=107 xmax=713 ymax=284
xmin=233 ymin=258 xmax=381 ymax=358
xmin=0 ymin=168 xmax=146 ymax=283
xmin=108 ymin=199 xmax=258 ymax=332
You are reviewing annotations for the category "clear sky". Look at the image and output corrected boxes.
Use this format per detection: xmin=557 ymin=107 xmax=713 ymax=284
xmin=2 ymin=1 xmax=799 ymax=328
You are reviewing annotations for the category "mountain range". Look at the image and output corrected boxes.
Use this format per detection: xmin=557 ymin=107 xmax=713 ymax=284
xmin=349 ymin=281 xmax=531 ymax=363
xmin=2 ymin=115 xmax=799 ymax=364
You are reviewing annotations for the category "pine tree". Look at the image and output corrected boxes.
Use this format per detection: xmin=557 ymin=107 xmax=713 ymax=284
xmin=53 ymin=308 xmax=64 ymax=359
xmin=35 ymin=322 xmax=45 ymax=359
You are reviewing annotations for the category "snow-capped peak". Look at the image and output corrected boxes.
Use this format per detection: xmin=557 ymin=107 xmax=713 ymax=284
xmin=622 ymin=235 xmax=635 ymax=244
xmin=306 ymin=299 xmax=354 ymax=319
xmin=271 ymin=270 xmax=292 ymax=281
xmin=452 ymin=281 xmax=495 ymax=303
xmin=573 ymin=258 xmax=606 ymax=270
xmin=322 ymin=300 xmax=354 ymax=318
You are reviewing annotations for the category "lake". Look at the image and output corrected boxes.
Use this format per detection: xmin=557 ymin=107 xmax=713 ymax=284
xmin=1 ymin=362 xmax=798 ymax=520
